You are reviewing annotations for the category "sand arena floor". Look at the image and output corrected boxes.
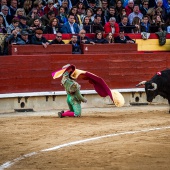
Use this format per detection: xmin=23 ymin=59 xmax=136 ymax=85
xmin=0 ymin=105 xmax=170 ymax=170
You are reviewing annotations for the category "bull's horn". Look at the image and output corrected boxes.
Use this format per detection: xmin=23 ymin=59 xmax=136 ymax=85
xmin=136 ymin=81 xmax=147 ymax=87
xmin=148 ymin=83 xmax=157 ymax=91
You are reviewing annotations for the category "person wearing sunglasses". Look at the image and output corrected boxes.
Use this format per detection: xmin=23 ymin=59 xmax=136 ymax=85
xmin=50 ymin=32 xmax=65 ymax=44
xmin=140 ymin=0 xmax=149 ymax=16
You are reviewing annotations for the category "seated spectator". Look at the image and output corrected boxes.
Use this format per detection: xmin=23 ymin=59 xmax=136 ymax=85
xmin=33 ymin=0 xmax=44 ymax=17
xmin=88 ymin=0 xmax=97 ymax=14
xmin=125 ymin=0 xmax=134 ymax=17
xmin=140 ymin=0 xmax=149 ymax=16
xmin=101 ymin=0 xmax=109 ymax=21
xmin=115 ymin=0 xmax=124 ymax=23
xmin=0 ymin=14 xmax=7 ymax=33
xmin=18 ymin=30 xmax=31 ymax=44
xmin=77 ymin=0 xmax=89 ymax=9
xmin=69 ymin=6 xmax=82 ymax=26
xmin=105 ymin=32 xmax=114 ymax=43
xmin=141 ymin=15 xmax=151 ymax=32
xmin=31 ymin=27 xmax=49 ymax=48
xmin=44 ymin=0 xmax=58 ymax=16
xmin=81 ymin=8 xmax=95 ymax=24
xmin=95 ymin=7 xmax=106 ymax=26
xmin=5 ymin=27 xmax=20 ymax=45
xmin=0 ymin=5 xmax=11 ymax=28
xmin=29 ymin=18 xmax=45 ymax=34
xmin=61 ymin=14 xmax=80 ymax=34
xmin=106 ymin=6 xmax=117 ymax=22
xmin=131 ymin=16 xmax=141 ymax=33
xmin=56 ymin=6 xmax=68 ymax=26
xmin=69 ymin=35 xmax=82 ymax=54
xmin=14 ymin=8 xmax=26 ymax=20
xmin=23 ymin=0 xmax=33 ymax=15
xmin=79 ymin=16 xmax=92 ymax=33
xmin=8 ymin=0 xmax=18 ymax=19
xmin=59 ymin=0 xmax=70 ymax=15
xmin=154 ymin=0 xmax=167 ymax=21
xmin=4 ymin=27 xmax=19 ymax=54
xmin=76 ymin=1 xmax=86 ymax=19
xmin=44 ymin=17 xmax=61 ymax=34
xmin=104 ymin=17 xmax=119 ymax=34
xmin=91 ymin=15 xmax=104 ymax=33
xmin=150 ymin=14 xmax=165 ymax=33
xmin=147 ymin=7 xmax=156 ymax=24
xmin=115 ymin=29 xmax=135 ymax=43
xmin=4 ymin=28 xmax=31 ymax=54
xmin=119 ymin=15 xmax=135 ymax=33
xmin=92 ymin=30 xmax=108 ymax=44
xmin=18 ymin=16 xmax=30 ymax=33
xmin=41 ymin=11 xmax=55 ymax=26
xmin=128 ymin=4 xmax=143 ymax=25
xmin=7 ymin=17 xmax=19 ymax=34
xmin=50 ymin=32 xmax=65 ymax=44
xmin=26 ymin=8 xmax=41 ymax=26
xmin=77 ymin=29 xmax=94 ymax=44
xmin=154 ymin=7 xmax=165 ymax=23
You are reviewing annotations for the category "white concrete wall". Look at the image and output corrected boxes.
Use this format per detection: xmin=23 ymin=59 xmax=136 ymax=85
xmin=0 ymin=89 xmax=168 ymax=113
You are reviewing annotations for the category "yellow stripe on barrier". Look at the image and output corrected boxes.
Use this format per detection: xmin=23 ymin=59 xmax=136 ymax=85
xmin=136 ymin=39 xmax=170 ymax=51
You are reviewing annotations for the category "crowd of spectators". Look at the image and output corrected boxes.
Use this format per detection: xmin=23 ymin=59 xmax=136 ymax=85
xmin=0 ymin=0 xmax=170 ymax=55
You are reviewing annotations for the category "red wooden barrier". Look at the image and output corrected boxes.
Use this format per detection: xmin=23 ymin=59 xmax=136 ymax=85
xmin=9 ymin=43 xmax=138 ymax=55
xmin=81 ymin=43 xmax=137 ymax=54
xmin=9 ymin=44 xmax=72 ymax=55
xmin=0 ymin=53 xmax=170 ymax=94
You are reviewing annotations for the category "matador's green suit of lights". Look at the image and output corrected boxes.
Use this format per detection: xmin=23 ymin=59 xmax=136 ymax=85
xmin=61 ymin=71 xmax=87 ymax=116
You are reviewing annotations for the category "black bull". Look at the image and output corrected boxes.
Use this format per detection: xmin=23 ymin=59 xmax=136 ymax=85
xmin=136 ymin=69 xmax=170 ymax=113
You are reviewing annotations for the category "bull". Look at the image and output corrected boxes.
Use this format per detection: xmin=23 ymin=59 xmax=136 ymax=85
xmin=136 ymin=69 xmax=170 ymax=113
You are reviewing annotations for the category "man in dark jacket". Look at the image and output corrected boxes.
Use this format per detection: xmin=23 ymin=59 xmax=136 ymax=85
xmin=69 ymin=35 xmax=82 ymax=54
xmin=91 ymin=15 xmax=104 ymax=33
xmin=115 ymin=29 xmax=135 ymax=43
xmin=50 ymin=32 xmax=65 ymax=44
xmin=31 ymin=27 xmax=49 ymax=48
xmin=77 ymin=29 xmax=94 ymax=44
xmin=119 ymin=15 xmax=136 ymax=33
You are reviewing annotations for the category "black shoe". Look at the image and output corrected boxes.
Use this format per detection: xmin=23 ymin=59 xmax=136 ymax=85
xmin=58 ymin=110 xmax=64 ymax=118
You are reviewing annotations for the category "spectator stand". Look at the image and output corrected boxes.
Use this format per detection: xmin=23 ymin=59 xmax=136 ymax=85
xmin=43 ymin=33 xmax=170 ymax=52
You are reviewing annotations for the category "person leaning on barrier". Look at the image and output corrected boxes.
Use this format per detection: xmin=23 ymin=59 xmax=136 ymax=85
xmin=77 ymin=29 xmax=95 ymax=44
xmin=92 ymin=30 xmax=108 ymax=44
xmin=105 ymin=32 xmax=114 ymax=43
xmin=3 ymin=28 xmax=31 ymax=55
xmin=31 ymin=27 xmax=50 ymax=48
xmin=114 ymin=29 xmax=135 ymax=43
xmin=50 ymin=32 xmax=65 ymax=44
xmin=5 ymin=28 xmax=31 ymax=45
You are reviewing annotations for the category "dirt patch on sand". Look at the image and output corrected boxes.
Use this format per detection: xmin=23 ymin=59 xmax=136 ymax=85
xmin=0 ymin=105 xmax=170 ymax=170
